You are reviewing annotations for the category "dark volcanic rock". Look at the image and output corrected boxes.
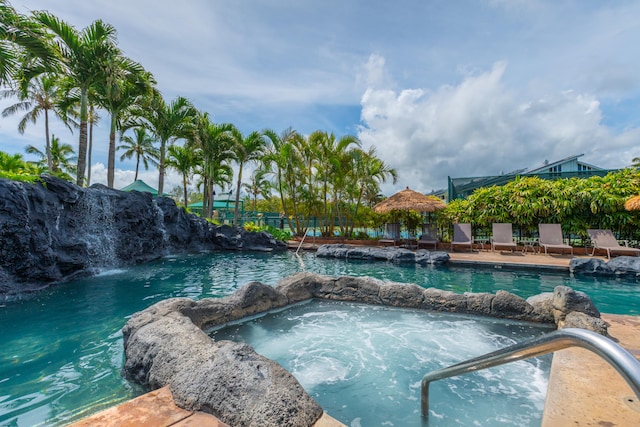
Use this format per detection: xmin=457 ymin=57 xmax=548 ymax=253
xmin=569 ymin=258 xmax=613 ymax=276
xmin=316 ymin=243 xmax=450 ymax=265
xmin=606 ymin=256 xmax=640 ymax=277
xmin=0 ymin=176 xmax=285 ymax=294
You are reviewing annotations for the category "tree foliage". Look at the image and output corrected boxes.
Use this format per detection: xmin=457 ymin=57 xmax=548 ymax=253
xmin=439 ymin=169 xmax=640 ymax=241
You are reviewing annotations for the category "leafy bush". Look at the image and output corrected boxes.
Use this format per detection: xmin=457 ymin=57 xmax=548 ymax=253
xmin=265 ymin=225 xmax=291 ymax=241
xmin=243 ymin=221 xmax=262 ymax=232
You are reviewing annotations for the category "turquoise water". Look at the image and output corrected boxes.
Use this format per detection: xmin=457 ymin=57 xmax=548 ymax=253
xmin=1 ymin=251 xmax=639 ymax=426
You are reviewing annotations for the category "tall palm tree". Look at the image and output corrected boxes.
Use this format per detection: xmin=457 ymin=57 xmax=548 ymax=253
xmin=34 ymin=12 xmax=119 ymax=186
xmin=242 ymin=169 xmax=271 ymax=214
xmin=0 ymin=1 xmax=55 ymax=84
xmin=262 ymin=127 xmax=303 ymax=229
xmin=128 ymin=93 xmax=196 ymax=196
xmin=1 ymin=74 xmax=72 ymax=170
xmin=191 ymin=112 xmax=234 ymax=218
xmin=94 ymin=55 xmax=154 ymax=187
xmin=230 ymin=127 xmax=266 ymax=226
xmin=118 ymin=127 xmax=159 ymax=181
xmin=25 ymin=134 xmax=76 ymax=180
xmin=166 ymin=143 xmax=196 ymax=207
xmin=312 ymin=130 xmax=361 ymax=235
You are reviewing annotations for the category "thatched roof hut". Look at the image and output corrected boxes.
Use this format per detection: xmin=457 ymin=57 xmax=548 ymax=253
xmin=373 ymin=187 xmax=446 ymax=214
xmin=624 ymin=195 xmax=640 ymax=211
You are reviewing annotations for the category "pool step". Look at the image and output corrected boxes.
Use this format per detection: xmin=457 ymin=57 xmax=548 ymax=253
xmin=541 ymin=314 xmax=640 ymax=426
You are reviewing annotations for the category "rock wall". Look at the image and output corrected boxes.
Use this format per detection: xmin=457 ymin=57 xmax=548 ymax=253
xmin=316 ymin=243 xmax=450 ymax=265
xmin=0 ymin=176 xmax=286 ymax=294
xmin=122 ymin=272 xmax=606 ymax=426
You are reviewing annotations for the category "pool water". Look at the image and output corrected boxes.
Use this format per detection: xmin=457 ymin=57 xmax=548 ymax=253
xmin=1 ymin=251 xmax=638 ymax=426
xmin=213 ymin=300 xmax=553 ymax=426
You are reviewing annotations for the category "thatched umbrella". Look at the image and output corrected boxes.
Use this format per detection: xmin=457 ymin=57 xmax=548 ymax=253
xmin=373 ymin=186 xmax=446 ymax=214
xmin=625 ymin=195 xmax=640 ymax=211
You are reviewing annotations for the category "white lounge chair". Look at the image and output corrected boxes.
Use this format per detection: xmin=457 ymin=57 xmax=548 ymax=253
xmin=491 ymin=223 xmax=517 ymax=252
xmin=587 ymin=229 xmax=640 ymax=259
xmin=451 ymin=223 xmax=473 ymax=252
xmin=539 ymin=224 xmax=573 ymax=255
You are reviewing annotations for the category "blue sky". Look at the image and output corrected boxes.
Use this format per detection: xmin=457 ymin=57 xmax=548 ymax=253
xmin=2 ymin=0 xmax=640 ymax=195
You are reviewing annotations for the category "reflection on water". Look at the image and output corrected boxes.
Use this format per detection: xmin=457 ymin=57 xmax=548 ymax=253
xmin=0 ymin=251 xmax=638 ymax=426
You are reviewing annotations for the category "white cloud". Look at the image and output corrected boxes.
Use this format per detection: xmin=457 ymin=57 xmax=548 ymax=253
xmin=358 ymin=59 xmax=638 ymax=194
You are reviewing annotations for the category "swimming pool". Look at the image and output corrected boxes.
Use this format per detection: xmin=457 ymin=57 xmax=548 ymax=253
xmin=1 ymin=251 xmax=638 ymax=426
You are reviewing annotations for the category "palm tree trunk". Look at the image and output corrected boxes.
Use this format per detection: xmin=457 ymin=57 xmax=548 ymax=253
xmin=182 ymin=174 xmax=188 ymax=208
xmin=87 ymin=111 xmax=94 ymax=186
xmin=107 ymin=116 xmax=117 ymax=188
xmin=44 ymin=109 xmax=52 ymax=170
xmin=233 ymin=164 xmax=243 ymax=226
xmin=77 ymin=89 xmax=89 ymax=187
xmin=158 ymin=140 xmax=166 ymax=196
xmin=134 ymin=153 xmax=140 ymax=181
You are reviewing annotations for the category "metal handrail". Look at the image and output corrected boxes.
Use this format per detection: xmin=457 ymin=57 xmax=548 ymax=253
xmin=421 ymin=328 xmax=640 ymax=417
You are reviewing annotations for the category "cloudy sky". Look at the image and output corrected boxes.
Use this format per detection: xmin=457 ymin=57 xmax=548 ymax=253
xmin=2 ymin=0 xmax=640 ymax=195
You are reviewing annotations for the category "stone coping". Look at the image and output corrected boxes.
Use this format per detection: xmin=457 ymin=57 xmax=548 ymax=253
xmin=121 ymin=272 xmax=606 ymax=426
xmin=67 ymin=386 xmax=346 ymax=427
xmin=541 ymin=314 xmax=640 ymax=426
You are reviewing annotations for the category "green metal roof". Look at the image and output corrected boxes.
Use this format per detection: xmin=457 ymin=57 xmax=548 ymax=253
xmin=120 ymin=180 xmax=160 ymax=196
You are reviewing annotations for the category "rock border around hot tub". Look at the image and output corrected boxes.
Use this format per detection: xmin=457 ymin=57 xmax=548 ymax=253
xmin=121 ymin=272 xmax=607 ymax=427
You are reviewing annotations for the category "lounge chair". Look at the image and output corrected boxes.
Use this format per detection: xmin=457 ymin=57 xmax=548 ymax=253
xmin=379 ymin=222 xmax=401 ymax=247
xmin=587 ymin=229 xmax=640 ymax=259
xmin=417 ymin=223 xmax=438 ymax=250
xmin=491 ymin=223 xmax=517 ymax=252
xmin=451 ymin=223 xmax=473 ymax=252
xmin=538 ymin=224 xmax=573 ymax=255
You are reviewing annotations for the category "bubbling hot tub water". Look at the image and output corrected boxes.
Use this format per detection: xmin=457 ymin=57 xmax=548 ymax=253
xmin=212 ymin=300 xmax=553 ymax=426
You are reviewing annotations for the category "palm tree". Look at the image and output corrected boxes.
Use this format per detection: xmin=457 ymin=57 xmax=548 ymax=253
xmin=230 ymin=128 xmax=266 ymax=226
xmin=1 ymin=74 xmax=72 ymax=170
xmin=262 ymin=127 xmax=304 ymax=230
xmin=242 ymin=169 xmax=271 ymax=214
xmin=128 ymin=93 xmax=196 ymax=196
xmin=0 ymin=1 xmax=55 ymax=84
xmin=118 ymin=127 xmax=159 ymax=181
xmin=25 ymin=134 xmax=76 ymax=180
xmin=94 ymin=54 xmax=154 ymax=187
xmin=191 ymin=112 xmax=235 ymax=218
xmin=34 ymin=12 xmax=119 ymax=186
xmin=166 ymin=143 xmax=196 ymax=207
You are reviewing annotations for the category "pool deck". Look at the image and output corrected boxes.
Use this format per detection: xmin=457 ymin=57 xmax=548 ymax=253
xmin=69 ymin=247 xmax=640 ymax=427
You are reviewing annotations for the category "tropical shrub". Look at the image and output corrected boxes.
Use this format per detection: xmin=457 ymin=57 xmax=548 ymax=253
xmin=438 ymin=169 xmax=640 ymax=241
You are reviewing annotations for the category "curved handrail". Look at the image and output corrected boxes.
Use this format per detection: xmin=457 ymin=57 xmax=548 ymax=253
xmin=421 ymin=328 xmax=640 ymax=417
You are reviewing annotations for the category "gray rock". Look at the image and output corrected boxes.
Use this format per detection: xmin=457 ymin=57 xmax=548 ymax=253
xmin=379 ymin=282 xmax=424 ymax=307
xmin=422 ymin=288 xmax=468 ymax=312
xmin=607 ymin=256 xmax=640 ymax=277
xmin=559 ymin=311 xmax=609 ymax=336
xmin=552 ymin=285 xmax=600 ymax=319
xmin=526 ymin=293 xmax=555 ymax=323
xmin=465 ymin=292 xmax=495 ymax=316
xmin=316 ymin=244 xmax=449 ymax=266
xmin=491 ymin=290 xmax=535 ymax=320
xmin=569 ymin=258 xmax=613 ymax=275
xmin=0 ymin=176 xmax=286 ymax=294
xmin=122 ymin=286 xmax=323 ymax=426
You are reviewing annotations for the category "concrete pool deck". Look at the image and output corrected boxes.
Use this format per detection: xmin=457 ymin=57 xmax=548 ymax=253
xmin=69 ymin=248 xmax=639 ymax=426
